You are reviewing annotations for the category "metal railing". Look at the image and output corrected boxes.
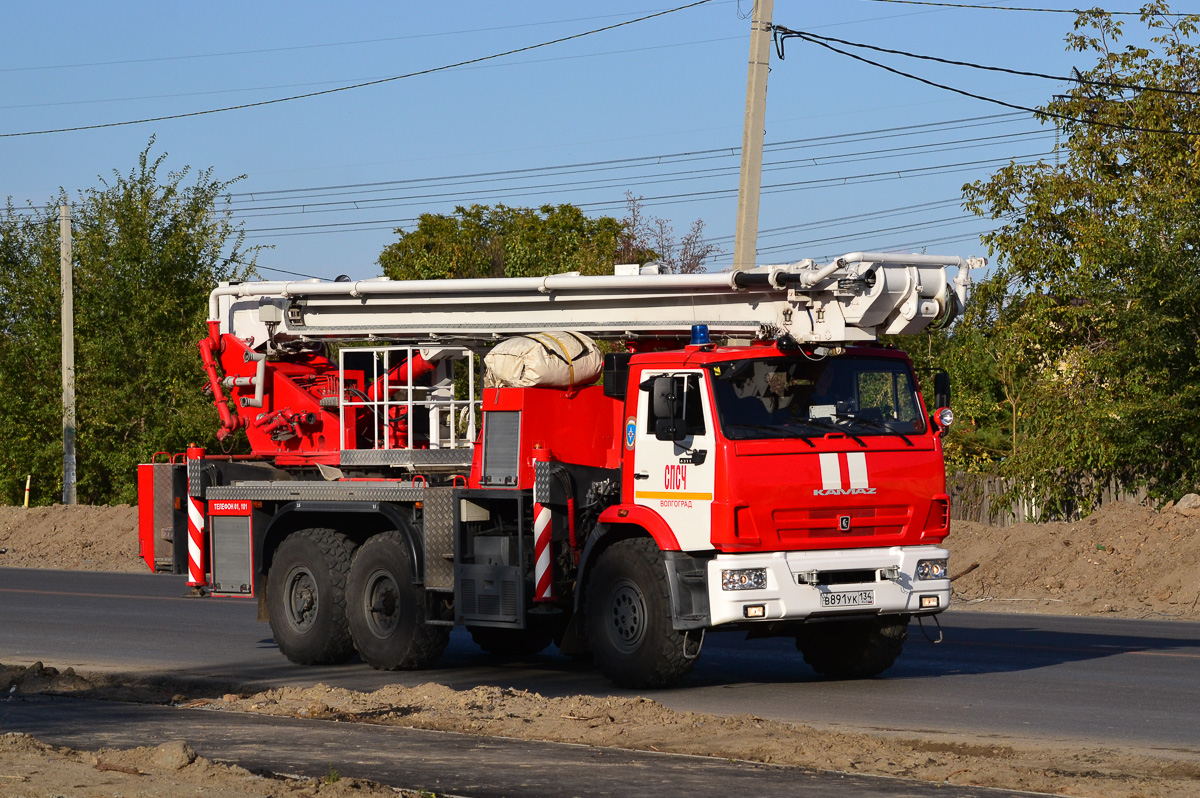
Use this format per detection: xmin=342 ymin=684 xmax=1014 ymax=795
xmin=338 ymin=346 xmax=479 ymax=452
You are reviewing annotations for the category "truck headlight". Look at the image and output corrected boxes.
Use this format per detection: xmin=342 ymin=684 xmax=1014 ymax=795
xmin=722 ymin=568 xmax=767 ymax=591
xmin=916 ymin=558 xmax=948 ymax=580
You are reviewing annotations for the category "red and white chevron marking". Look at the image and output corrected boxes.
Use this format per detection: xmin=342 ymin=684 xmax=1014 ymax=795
xmin=187 ymin=496 xmax=205 ymax=586
xmin=533 ymin=504 xmax=554 ymax=602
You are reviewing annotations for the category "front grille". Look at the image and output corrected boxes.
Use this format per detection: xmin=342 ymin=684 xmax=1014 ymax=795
xmin=772 ymin=505 xmax=911 ymax=538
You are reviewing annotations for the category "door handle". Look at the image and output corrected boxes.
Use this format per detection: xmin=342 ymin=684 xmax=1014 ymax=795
xmin=634 ymin=471 xmax=650 ymax=480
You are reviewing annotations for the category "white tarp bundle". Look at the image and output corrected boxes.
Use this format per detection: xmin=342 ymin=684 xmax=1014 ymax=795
xmin=484 ymin=331 xmax=603 ymax=388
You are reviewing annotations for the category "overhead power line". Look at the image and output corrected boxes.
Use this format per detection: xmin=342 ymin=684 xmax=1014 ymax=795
xmin=228 ymin=131 xmax=1050 ymax=221
xmin=856 ymin=0 xmax=1195 ymax=15
xmin=0 ymin=7 xmax=701 ymax=74
xmin=774 ymin=26 xmax=1198 ymax=137
xmin=237 ymin=151 xmax=1049 ymax=238
xmin=708 ymin=197 xmax=965 ymax=244
xmin=811 ymin=227 xmax=994 ymax=264
xmin=0 ymin=0 xmax=713 ymax=139
xmin=254 ymin=264 xmax=325 ymax=280
xmin=4 ymin=113 xmax=1036 ymax=218
xmin=260 ymin=151 xmax=1051 ymax=218
xmin=0 ymin=36 xmax=739 ymax=114
xmin=785 ymin=29 xmax=1200 ymax=99
xmin=223 ymin=112 xmax=1029 ymax=206
xmin=756 ymin=213 xmax=980 ymax=254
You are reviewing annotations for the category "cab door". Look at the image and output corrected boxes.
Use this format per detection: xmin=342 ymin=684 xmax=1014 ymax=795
xmin=632 ymin=370 xmax=716 ymax=551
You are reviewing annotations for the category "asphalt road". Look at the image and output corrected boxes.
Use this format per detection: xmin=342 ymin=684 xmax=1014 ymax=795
xmin=2 ymin=567 xmax=1198 ymax=751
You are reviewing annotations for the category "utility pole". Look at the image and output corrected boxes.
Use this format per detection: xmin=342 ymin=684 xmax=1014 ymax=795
xmin=732 ymin=0 xmax=773 ymax=271
xmin=60 ymin=205 xmax=76 ymax=505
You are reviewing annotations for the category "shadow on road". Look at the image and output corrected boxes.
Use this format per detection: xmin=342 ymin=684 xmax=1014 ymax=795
xmin=196 ymin=615 xmax=1200 ymax=697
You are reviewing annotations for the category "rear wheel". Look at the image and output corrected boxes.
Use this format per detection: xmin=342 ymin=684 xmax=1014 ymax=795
xmin=796 ymin=617 xmax=909 ymax=679
xmin=584 ymin=537 xmax=696 ymax=689
xmin=346 ymin=531 xmax=448 ymax=670
xmin=267 ymin=528 xmax=356 ymax=665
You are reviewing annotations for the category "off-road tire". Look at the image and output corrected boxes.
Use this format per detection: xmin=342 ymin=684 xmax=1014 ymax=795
xmin=267 ymin=528 xmax=356 ymax=665
xmin=796 ymin=617 xmax=909 ymax=679
xmin=468 ymin=623 xmax=554 ymax=658
xmin=346 ymin=531 xmax=449 ymax=670
xmin=584 ymin=537 xmax=696 ymax=689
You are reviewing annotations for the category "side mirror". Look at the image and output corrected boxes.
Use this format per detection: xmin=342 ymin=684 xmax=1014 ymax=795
xmin=650 ymin=376 xmax=687 ymax=441
xmin=650 ymin=376 xmax=678 ymax=420
xmin=933 ymin=371 xmax=951 ymax=410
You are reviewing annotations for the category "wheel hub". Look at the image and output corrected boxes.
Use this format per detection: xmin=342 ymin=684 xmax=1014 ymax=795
xmin=608 ymin=578 xmax=647 ymax=653
xmin=284 ymin=566 xmax=319 ymax=633
xmin=363 ymin=569 xmax=401 ymax=638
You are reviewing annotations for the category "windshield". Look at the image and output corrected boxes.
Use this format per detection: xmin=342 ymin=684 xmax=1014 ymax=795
xmin=708 ymin=355 xmax=927 ymax=441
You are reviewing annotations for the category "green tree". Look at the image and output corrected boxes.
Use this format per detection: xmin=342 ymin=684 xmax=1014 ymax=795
xmin=377 ymin=197 xmax=720 ymax=281
xmin=0 ymin=141 xmax=255 ymax=505
xmin=961 ymin=2 xmax=1200 ymax=507
xmin=378 ymin=203 xmax=626 ymax=281
xmin=902 ymin=325 xmax=1009 ymax=472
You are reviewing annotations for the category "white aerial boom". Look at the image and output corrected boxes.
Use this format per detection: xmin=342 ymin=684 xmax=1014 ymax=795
xmin=214 ymin=252 xmax=981 ymax=351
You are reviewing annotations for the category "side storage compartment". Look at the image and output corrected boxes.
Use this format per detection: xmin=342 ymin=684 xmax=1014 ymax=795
xmin=136 ymin=461 xmax=187 ymax=574
xmin=208 ymin=499 xmax=254 ymax=596
xmin=453 ymin=489 xmax=531 ymax=629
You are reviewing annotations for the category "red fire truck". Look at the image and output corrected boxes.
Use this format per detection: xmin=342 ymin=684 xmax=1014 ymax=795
xmin=138 ymin=252 xmax=978 ymax=687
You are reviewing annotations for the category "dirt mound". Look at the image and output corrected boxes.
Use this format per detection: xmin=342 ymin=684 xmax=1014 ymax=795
xmin=950 ymin=500 xmax=1200 ymax=619
xmin=0 ymin=504 xmax=141 ymax=572
xmin=6 ymin=664 xmax=1198 ymax=798
xmin=201 ymin=681 xmax=1198 ymax=797
xmin=0 ymin=661 xmax=215 ymax=704
xmin=0 ymin=731 xmax=411 ymax=797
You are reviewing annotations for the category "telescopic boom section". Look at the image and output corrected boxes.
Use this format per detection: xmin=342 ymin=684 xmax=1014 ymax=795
xmin=210 ymin=254 xmax=981 ymax=350
xmin=197 ymin=253 xmax=980 ymax=464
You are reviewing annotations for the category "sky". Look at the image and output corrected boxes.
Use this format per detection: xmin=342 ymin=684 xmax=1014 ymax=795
xmin=0 ymin=0 xmax=1178 ymax=282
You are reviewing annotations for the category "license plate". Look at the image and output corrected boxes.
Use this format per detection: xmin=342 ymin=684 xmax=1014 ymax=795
xmin=821 ymin=590 xmax=874 ymax=608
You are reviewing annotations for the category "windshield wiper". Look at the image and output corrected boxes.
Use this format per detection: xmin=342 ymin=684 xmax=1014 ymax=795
xmin=798 ymin=417 xmax=867 ymax=447
xmin=832 ymin=414 xmax=914 ymax=447
xmin=727 ymin=423 xmax=816 ymax=447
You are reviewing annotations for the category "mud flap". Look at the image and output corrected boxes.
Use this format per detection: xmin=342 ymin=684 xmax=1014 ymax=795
xmin=556 ymin=611 xmax=590 ymax=657
xmin=663 ymin=551 xmax=711 ymax=630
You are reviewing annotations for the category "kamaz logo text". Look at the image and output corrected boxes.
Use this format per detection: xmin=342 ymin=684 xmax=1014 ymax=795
xmin=813 ymin=452 xmax=874 ymax=497
xmin=813 ymin=487 xmax=877 ymax=496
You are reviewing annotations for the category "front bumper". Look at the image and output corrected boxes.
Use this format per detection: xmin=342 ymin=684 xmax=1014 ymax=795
xmin=706 ymin=545 xmax=950 ymax=627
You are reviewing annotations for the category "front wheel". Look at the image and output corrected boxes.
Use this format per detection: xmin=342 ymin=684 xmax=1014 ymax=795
xmin=266 ymin=528 xmax=356 ymax=665
xmin=584 ymin=537 xmax=696 ymax=689
xmin=346 ymin=531 xmax=448 ymax=670
xmin=796 ymin=616 xmax=909 ymax=679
